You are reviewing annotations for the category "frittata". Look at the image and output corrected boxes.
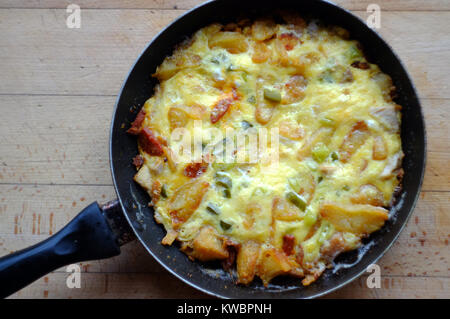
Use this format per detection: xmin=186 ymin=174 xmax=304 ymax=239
xmin=128 ymin=15 xmax=403 ymax=286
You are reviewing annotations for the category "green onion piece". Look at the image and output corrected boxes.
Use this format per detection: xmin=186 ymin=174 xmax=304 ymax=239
xmin=312 ymin=143 xmax=330 ymax=163
xmin=286 ymin=191 xmax=307 ymax=211
xmin=252 ymin=187 xmax=268 ymax=196
xmin=303 ymin=210 xmax=317 ymax=225
xmin=212 ymin=162 xmax=236 ymax=171
xmin=343 ymin=185 xmax=350 ymax=191
xmin=223 ymin=188 xmax=232 ymax=198
xmin=215 ymin=171 xmax=232 ymax=189
xmin=319 ymin=70 xmax=334 ymax=83
xmin=227 ymin=64 xmax=237 ymax=72
xmin=331 ymin=151 xmax=339 ymax=161
xmin=220 ymin=220 xmax=232 ymax=231
xmin=160 ymin=185 xmax=168 ymax=198
xmin=206 ymin=203 xmax=220 ymax=215
xmin=241 ymin=120 xmax=254 ymax=129
xmin=320 ymin=117 xmax=335 ymax=126
xmin=264 ymin=88 xmax=282 ymax=102
xmin=318 ymin=176 xmax=323 ymax=183
xmin=247 ymin=95 xmax=256 ymax=104
xmin=347 ymin=45 xmax=362 ymax=61
xmin=288 ymin=177 xmax=301 ymax=193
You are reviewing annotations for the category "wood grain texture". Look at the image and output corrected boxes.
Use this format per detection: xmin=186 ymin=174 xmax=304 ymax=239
xmin=0 ymin=0 xmax=449 ymax=299
xmin=0 ymin=10 xmax=449 ymax=98
xmin=1 ymin=0 xmax=449 ymax=11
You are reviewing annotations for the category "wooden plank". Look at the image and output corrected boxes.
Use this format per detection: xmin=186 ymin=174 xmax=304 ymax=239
xmin=1 ymin=185 xmax=448 ymax=277
xmin=423 ymin=151 xmax=450 ymax=192
xmin=0 ymin=96 xmax=448 ymax=189
xmin=0 ymin=95 xmax=114 ymax=185
xmin=7 ymin=272 xmax=449 ymax=299
xmin=326 ymin=275 xmax=449 ymax=298
xmin=0 ymin=0 xmax=449 ymax=11
xmin=378 ymin=191 xmax=450 ymax=277
xmin=8 ymin=272 xmax=208 ymax=299
xmin=0 ymin=184 xmax=169 ymax=274
xmin=0 ymin=10 xmax=449 ymax=98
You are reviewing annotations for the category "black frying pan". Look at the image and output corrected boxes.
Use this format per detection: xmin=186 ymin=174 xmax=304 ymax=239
xmin=0 ymin=0 xmax=426 ymax=299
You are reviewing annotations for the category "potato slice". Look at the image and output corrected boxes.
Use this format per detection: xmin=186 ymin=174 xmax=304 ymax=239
xmin=272 ymin=196 xmax=302 ymax=221
xmin=237 ymin=241 xmax=261 ymax=285
xmin=350 ymin=184 xmax=385 ymax=206
xmin=133 ymin=165 xmax=152 ymax=191
xmin=380 ymin=151 xmax=403 ymax=179
xmin=209 ymin=31 xmax=248 ymax=54
xmin=251 ymin=19 xmax=277 ymax=41
xmin=252 ymin=42 xmax=271 ymax=63
xmin=339 ymin=121 xmax=369 ymax=163
xmin=370 ymin=106 xmax=400 ymax=133
xmin=242 ymin=203 xmax=261 ymax=230
xmin=320 ymin=202 xmax=389 ymax=236
xmin=168 ymin=107 xmax=188 ymax=130
xmin=371 ymin=72 xmax=395 ymax=102
xmin=283 ymin=75 xmax=307 ymax=104
xmin=373 ymin=135 xmax=388 ymax=160
xmin=188 ymin=226 xmax=229 ymax=261
xmin=279 ymin=120 xmax=304 ymax=140
xmin=257 ymin=248 xmax=292 ymax=286
xmin=255 ymin=78 xmax=275 ymax=125
xmin=169 ymin=180 xmax=209 ymax=227
xmin=298 ymin=127 xmax=334 ymax=160
xmin=153 ymin=53 xmax=201 ymax=81
xmin=161 ymin=229 xmax=178 ymax=246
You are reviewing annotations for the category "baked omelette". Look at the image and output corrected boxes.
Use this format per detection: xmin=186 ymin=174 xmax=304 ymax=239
xmin=127 ymin=15 xmax=403 ymax=287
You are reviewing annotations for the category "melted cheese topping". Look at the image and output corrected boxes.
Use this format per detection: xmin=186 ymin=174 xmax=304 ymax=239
xmin=132 ymin=17 xmax=403 ymax=286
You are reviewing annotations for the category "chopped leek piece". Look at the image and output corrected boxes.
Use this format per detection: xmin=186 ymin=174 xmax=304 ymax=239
xmin=286 ymin=191 xmax=307 ymax=211
xmin=331 ymin=151 xmax=339 ymax=161
xmin=320 ymin=117 xmax=335 ymax=126
xmin=312 ymin=143 xmax=330 ymax=163
xmin=215 ymin=171 xmax=232 ymax=189
xmin=206 ymin=203 xmax=220 ymax=215
xmin=160 ymin=185 xmax=168 ymax=198
xmin=220 ymin=220 xmax=232 ymax=231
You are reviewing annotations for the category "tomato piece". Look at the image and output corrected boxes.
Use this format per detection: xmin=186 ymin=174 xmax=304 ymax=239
xmin=149 ymin=180 xmax=162 ymax=206
xmin=279 ymin=33 xmax=298 ymax=51
xmin=282 ymin=234 xmax=296 ymax=256
xmin=184 ymin=162 xmax=209 ymax=178
xmin=127 ymin=109 xmax=146 ymax=135
xmin=132 ymin=155 xmax=144 ymax=168
xmin=138 ymin=127 xmax=164 ymax=156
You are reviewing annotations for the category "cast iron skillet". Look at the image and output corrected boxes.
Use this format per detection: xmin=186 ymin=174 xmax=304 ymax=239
xmin=0 ymin=0 xmax=426 ymax=299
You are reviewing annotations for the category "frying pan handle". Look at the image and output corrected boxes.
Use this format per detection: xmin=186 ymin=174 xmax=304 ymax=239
xmin=0 ymin=200 xmax=134 ymax=298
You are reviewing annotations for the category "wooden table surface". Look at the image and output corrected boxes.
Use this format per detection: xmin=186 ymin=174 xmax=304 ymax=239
xmin=0 ymin=0 xmax=448 ymax=299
